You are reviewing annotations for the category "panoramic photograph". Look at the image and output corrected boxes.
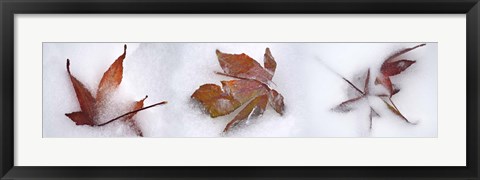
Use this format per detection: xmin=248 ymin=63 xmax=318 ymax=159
xmin=42 ymin=43 xmax=437 ymax=137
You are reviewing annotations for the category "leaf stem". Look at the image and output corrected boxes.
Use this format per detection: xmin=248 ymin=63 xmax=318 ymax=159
xmin=314 ymin=58 xmax=364 ymax=95
xmin=96 ymin=101 xmax=168 ymax=127
xmin=342 ymin=77 xmax=364 ymax=95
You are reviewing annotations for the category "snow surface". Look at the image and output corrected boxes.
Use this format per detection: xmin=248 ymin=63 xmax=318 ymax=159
xmin=43 ymin=43 xmax=437 ymax=137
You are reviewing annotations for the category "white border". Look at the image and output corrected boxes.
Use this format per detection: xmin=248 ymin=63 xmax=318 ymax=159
xmin=15 ymin=14 xmax=466 ymax=166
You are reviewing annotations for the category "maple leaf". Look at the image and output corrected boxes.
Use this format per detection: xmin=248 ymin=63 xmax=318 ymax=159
xmin=65 ymin=45 xmax=167 ymax=137
xmin=192 ymin=48 xmax=285 ymax=133
xmin=331 ymin=44 xmax=425 ymax=131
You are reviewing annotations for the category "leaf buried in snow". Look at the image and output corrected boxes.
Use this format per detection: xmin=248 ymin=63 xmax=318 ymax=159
xmin=66 ymin=59 xmax=97 ymax=124
xmin=332 ymin=44 xmax=425 ymax=131
xmin=96 ymin=44 xmax=127 ymax=102
xmin=191 ymin=84 xmax=241 ymax=118
xmin=224 ymin=94 xmax=268 ymax=132
xmin=193 ymin=48 xmax=285 ymax=133
xmin=216 ymin=49 xmax=273 ymax=84
xmin=65 ymin=45 xmax=166 ymax=137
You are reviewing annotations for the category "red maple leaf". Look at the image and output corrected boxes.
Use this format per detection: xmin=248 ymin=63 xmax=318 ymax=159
xmin=332 ymin=44 xmax=426 ymax=130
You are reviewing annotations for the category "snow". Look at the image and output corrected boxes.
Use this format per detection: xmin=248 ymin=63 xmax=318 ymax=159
xmin=43 ymin=43 xmax=437 ymax=137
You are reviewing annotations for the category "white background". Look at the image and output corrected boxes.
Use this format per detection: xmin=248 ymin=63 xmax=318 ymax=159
xmin=15 ymin=15 xmax=466 ymax=166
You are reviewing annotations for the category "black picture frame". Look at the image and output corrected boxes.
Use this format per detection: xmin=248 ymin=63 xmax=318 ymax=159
xmin=1 ymin=0 xmax=478 ymax=179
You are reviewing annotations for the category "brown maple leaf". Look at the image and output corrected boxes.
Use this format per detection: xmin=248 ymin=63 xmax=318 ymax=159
xmin=332 ymin=44 xmax=425 ymax=130
xmin=192 ymin=48 xmax=285 ymax=133
xmin=65 ymin=44 xmax=167 ymax=137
